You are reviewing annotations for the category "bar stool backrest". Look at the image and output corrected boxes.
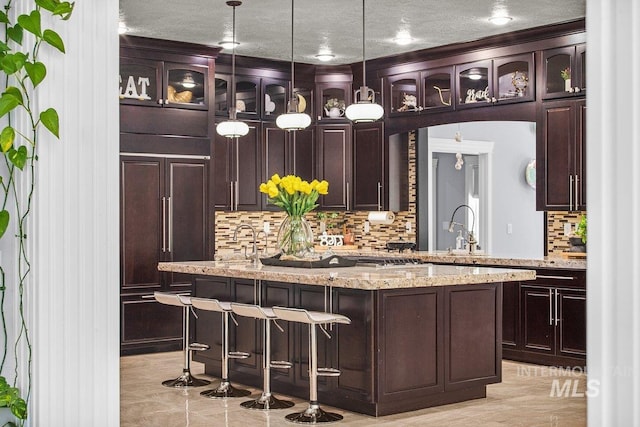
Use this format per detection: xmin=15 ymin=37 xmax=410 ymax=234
xmin=230 ymin=302 xmax=274 ymax=320
xmin=154 ymin=291 xmax=191 ymax=307
xmin=191 ymin=296 xmax=229 ymax=313
xmin=272 ymin=306 xmax=351 ymax=326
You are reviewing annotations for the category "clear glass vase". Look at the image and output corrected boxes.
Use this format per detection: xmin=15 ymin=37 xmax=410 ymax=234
xmin=277 ymin=215 xmax=314 ymax=257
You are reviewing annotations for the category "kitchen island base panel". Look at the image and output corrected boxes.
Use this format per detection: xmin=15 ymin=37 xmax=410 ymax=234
xmin=193 ymin=277 xmax=503 ymax=417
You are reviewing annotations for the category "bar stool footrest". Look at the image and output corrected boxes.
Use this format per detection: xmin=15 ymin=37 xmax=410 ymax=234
xmin=317 ymin=367 xmax=341 ymax=377
xmin=269 ymin=360 xmax=293 ymax=369
xmin=189 ymin=342 xmax=210 ymax=351
xmin=229 ymin=351 xmax=251 ymax=359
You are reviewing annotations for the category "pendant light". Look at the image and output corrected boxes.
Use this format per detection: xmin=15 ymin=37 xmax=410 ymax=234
xmin=345 ymin=0 xmax=384 ymax=123
xmin=216 ymin=1 xmax=249 ymax=138
xmin=276 ymin=0 xmax=311 ymax=131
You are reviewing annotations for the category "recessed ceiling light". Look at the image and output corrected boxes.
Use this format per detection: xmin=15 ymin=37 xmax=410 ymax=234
xmin=219 ymin=40 xmax=240 ymax=49
xmin=118 ymin=22 xmax=128 ymax=35
xmin=315 ymin=53 xmax=335 ymax=62
xmin=488 ymin=15 xmax=513 ymax=25
xmin=393 ymin=31 xmax=413 ymax=45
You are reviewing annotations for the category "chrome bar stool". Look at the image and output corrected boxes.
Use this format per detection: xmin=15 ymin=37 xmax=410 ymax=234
xmin=230 ymin=302 xmax=295 ymax=410
xmin=272 ymin=306 xmax=351 ymax=424
xmin=153 ymin=292 xmax=210 ymax=388
xmin=190 ymin=297 xmax=251 ymax=398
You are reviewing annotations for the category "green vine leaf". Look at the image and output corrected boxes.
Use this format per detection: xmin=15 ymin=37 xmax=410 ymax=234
xmin=54 ymin=2 xmax=75 ymax=20
xmin=25 ymin=61 xmax=47 ymax=87
xmin=35 ymin=0 xmax=58 ymax=11
xmin=0 ymin=11 xmax=9 ymax=24
xmin=17 ymin=10 xmax=42 ymax=37
xmin=0 ymin=210 xmax=9 ymax=241
xmin=0 ymin=126 xmax=15 ymax=152
xmin=7 ymin=25 xmax=24 ymax=45
xmin=0 ymin=93 xmax=20 ymax=118
xmin=40 ymin=108 xmax=60 ymax=138
xmin=7 ymin=146 xmax=27 ymax=170
xmin=0 ymin=40 xmax=9 ymax=53
xmin=43 ymin=29 xmax=65 ymax=53
xmin=10 ymin=397 xmax=27 ymax=419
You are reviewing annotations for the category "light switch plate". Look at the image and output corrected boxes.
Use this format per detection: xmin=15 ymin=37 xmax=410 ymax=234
xmin=364 ymin=221 xmax=370 ymax=234
xmin=564 ymin=223 xmax=572 ymax=236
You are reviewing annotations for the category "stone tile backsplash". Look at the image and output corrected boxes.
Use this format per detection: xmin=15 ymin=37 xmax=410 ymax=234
xmin=546 ymin=210 xmax=587 ymax=255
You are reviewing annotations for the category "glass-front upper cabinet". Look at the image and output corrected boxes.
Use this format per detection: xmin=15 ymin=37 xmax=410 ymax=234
xmin=164 ymin=64 xmax=208 ymax=110
xmin=543 ymin=44 xmax=586 ymax=99
xmin=214 ymin=74 xmax=260 ymax=117
xmin=388 ymin=72 xmax=420 ymax=115
xmin=262 ymin=78 xmax=288 ymax=120
xmin=119 ymin=58 xmax=208 ymax=110
xmin=316 ymin=81 xmax=351 ymax=121
xmin=493 ymin=53 xmax=534 ymax=104
xmin=423 ymin=67 xmax=454 ymax=111
xmin=456 ymin=60 xmax=493 ymax=109
xmin=293 ymin=84 xmax=314 ymax=120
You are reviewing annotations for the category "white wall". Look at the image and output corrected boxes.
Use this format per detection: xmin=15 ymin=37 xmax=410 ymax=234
xmin=428 ymin=121 xmax=543 ymax=258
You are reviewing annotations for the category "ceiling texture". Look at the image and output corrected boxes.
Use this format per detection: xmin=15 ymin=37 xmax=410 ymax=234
xmin=119 ymin=0 xmax=585 ymax=65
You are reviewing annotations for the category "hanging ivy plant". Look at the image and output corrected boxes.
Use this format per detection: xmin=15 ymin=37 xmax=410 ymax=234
xmin=0 ymin=0 xmax=74 ymax=425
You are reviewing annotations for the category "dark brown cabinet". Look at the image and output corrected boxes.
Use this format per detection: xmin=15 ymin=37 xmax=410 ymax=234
xmin=502 ymin=268 xmax=586 ymax=367
xmin=120 ymin=154 xmax=210 ymax=354
xmin=214 ymin=121 xmax=262 ymax=211
xmin=537 ymin=99 xmax=586 ymax=211
xmin=214 ymin=73 xmax=260 ymax=118
xmin=386 ymin=67 xmax=455 ymax=115
xmin=262 ymin=124 xmax=316 ymax=209
xmin=317 ymin=124 xmax=352 ymax=210
xmin=352 ymin=122 xmax=384 ymax=211
xmin=119 ymin=57 xmax=209 ymax=111
xmin=456 ymin=53 xmax=534 ymax=109
xmin=542 ymin=44 xmax=586 ymax=99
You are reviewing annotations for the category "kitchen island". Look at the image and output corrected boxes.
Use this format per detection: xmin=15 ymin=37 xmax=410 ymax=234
xmin=158 ymin=260 xmax=535 ymax=416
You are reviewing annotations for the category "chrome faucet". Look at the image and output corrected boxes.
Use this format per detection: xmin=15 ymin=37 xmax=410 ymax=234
xmin=233 ymin=224 xmax=259 ymax=266
xmin=447 ymin=204 xmax=478 ymax=254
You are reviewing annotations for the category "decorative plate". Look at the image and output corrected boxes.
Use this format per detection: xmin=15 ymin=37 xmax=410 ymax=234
xmin=525 ymin=159 xmax=536 ymax=189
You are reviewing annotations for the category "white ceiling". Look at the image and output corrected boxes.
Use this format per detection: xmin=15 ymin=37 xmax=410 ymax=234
xmin=119 ymin=0 xmax=585 ymax=65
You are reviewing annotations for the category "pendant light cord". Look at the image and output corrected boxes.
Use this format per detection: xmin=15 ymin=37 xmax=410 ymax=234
xmin=361 ymin=0 xmax=366 ymax=89
xmin=230 ymin=2 xmax=237 ymax=120
xmin=290 ymin=0 xmax=295 ymax=101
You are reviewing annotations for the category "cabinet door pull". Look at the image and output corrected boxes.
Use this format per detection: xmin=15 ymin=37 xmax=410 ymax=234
xmin=167 ymin=196 xmax=173 ymax=253
xmin=229 ymin=182 xmax=234 ymax=211
xmin=554 ymin=289 xmax=560 ymax=326
xmin=536 ymin=275 xmax=575 ymax=281
xmin=157 ymin=99 xmax=164 ymax=105
xmin=569 ymin=175 xmax=574 ymax=211
xmin=346 ymin=182 xmax=350 ymax=211
xmin=235 ymin=180 xmax=239 ymax=211
xmin=162 ymin=196 xmax=167 ymax=252
xmin=377 ymin=182 xmax=382 ymax=211
xmin=574 ymin=87 xmax=581 ymax=93
xmin=549 ymin=288 xmax=553 ymax=326
xmin=575 ymin=174 xmax=580 ymax=211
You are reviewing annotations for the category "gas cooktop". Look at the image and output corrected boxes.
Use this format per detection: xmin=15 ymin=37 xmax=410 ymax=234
xmin=345 ymin=256 xmax=427 ymax=268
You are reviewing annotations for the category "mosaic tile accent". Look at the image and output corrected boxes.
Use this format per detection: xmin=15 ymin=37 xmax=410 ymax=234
xmin=546 ymin=210 xmax=587 ymax=255
xmin=215 ymin=131 xmax=418 ymax=255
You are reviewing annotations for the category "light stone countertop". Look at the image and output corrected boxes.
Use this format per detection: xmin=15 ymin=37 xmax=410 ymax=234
xmin=409 ymin=251 xmax=587 ymax=270
xmin=158 ymin=260 xmax=535 ymax=291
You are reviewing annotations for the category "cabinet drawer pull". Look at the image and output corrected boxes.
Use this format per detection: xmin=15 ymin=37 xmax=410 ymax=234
xmin=569 ymin=175 xmax=573 ymax=211
xmin=536 ymin=275 xmax=575 ymax=281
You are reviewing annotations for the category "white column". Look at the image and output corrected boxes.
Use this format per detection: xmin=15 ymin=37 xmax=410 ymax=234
xmin=30 ymin=2 xmax=120 ymax=426
xmin=587 ymin=0 xmax=640 ymax=424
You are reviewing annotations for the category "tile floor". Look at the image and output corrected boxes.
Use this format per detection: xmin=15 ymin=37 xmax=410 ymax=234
xmin=121 ymin=352 xmax=586 ymax=426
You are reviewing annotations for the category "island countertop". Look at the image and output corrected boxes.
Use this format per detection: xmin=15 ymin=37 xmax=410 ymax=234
xmin=158 ymin=260 xmax=535 ymax=290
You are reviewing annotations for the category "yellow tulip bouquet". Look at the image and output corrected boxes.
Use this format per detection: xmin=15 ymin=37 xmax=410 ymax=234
xmin=259 ymin=174 xmax=329 ymax=256
xmin=259 ymin=174 xmax=329 ymax=216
